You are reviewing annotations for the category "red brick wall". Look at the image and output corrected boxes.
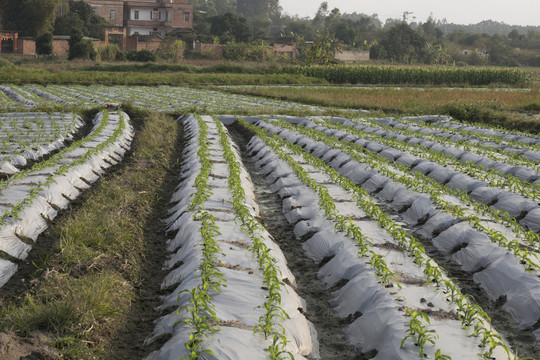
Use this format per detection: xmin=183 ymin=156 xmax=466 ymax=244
xmin=126 ymin=35 xmax=161 ymax=52
xmin=52 ymin=39 xmax=69 ymax=56
xmin=194 ymin=42 xmax=224 ymax=58
xmin=94 ymin=40 xmax=107 ymax=49
xmin=15 ymin=38 xmax=36 ymax=55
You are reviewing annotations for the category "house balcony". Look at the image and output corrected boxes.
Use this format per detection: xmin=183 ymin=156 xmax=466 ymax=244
xmin=124 ymin=1 xmax=174 ymax=9
xmin=124 ymin=19 xmax=173 ymax=27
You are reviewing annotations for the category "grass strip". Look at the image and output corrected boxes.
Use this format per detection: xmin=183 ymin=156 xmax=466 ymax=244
xmin=0 ymin=107 xmax=180 ymax=359
xmin=0 ymin=69 xmax=326 ymax=86
xmin=222 ymin=86 xmax=540 ymax=133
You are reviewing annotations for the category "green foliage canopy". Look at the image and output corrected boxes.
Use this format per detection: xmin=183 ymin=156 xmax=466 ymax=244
xmin=1 ymin=0 xmax=59 ymax=37
xmin=210 ymin=12 xmax=251 ymax=42
xmin=54 ymin=0 xmax=110 ymax=39
xmin=36 ymin=32 xmax=53 ymax=55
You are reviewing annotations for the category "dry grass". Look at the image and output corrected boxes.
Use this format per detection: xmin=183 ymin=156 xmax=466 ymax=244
xmin=221 ymin=85 xmax=540 ymax=133
xmin=224 ymin=86 xmax=540 ymax=113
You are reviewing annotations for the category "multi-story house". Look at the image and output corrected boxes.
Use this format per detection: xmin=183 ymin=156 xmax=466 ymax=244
xmin=85 ymin=0 xmax=124 ymax=27
xmin=83 ymin=0 xmax=193 ymax=37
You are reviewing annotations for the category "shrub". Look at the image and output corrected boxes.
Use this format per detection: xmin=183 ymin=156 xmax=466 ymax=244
xmin=156 ymin=37 xmax=185 ymax=62
xmin=99 ymin=44 xmax=124 ymax=62
xmin=0 ymin=59 xmax=13 ymax=68
xmin=36 ymin=33 xmax=53 ymax=55
xmin=126 ymin=49 xmax=156 ymax=62
xmin=68 ymin=29 xmax=97 ymax=60
xmin=115 ymin=50 xmax=127 ymax=61
xmin=223 ymin=41 xmax=274 ymax=62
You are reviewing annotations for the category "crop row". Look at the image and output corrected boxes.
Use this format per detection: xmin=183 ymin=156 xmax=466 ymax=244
xmin=280 ymin=65 xmax=532 ymax=86
xmin=0 ymin=84 xmax=326 ymax=114
xmin=0 ymin=112 xmax=84 ymax=177
xmin=145 ymin=115 xmax=316 ymax=360
xmin=366 ymin=117 xmax=540 ymax=178
xmin=325 ymin=116 xmax=540 ymax=217
xmin=348 ymin=117 xmax=540 ymax=195
xmin=405 ymin=115 xmax=540 ymax=149
xmin=0 ymin=110 xmax=134 ymax=288
xmin=239 ymin=116 xmax=516 ymax=359
xmin=294 ymin=116 xmax=540 ymax=241
xmin=252 ymin=115 xmax=540 ymax=340
xmin=272 ymin=116 xmax=539 ymax=264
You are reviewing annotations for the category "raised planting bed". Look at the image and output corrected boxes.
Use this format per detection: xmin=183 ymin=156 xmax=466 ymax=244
xmin=0 ymin=112 xmax=84 ymax=177
xmin=145 ymin=115 xmax=317 ymax=360
xmin=0 ymin=110 xmax=134 ymax=288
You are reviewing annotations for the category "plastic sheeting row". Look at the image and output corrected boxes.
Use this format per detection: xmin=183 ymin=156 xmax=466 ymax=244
xmin=326 ymin=117 xmax=540 ymax=233
xmin=254 ymin=116 xmax=540 ymax=335
xmin=0 ymin=85 xmax=38 ymax=107
xmin=406 ymin=115 xmax=540 ymax=148
xmin=246 ymin=132 xmax=509 ymax=359
xmin=23 ymin=85 xmax=74 ymax=105
xmin=0 ymin=112 xmax=84 ymax=176
xmin=144 ymin=115 xmax=317 ymax=360
xmin=5 ymin=84 xmax=326 ymax=114
xmin=0 ymin=111 xmax=134 ymax=288
xmin=346 ymin=116 xmax=540 ymax=184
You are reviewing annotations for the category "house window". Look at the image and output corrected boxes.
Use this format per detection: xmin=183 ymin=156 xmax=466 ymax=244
xmin=151 ymin=11 xmax=159 ymax=20
xmin=184 ymin=12 xmax=190 ymax=22
xmin=110 ymin=10 xmax=116 ymax=20
xmin=134 ymin=10 xmax=139 ymax=20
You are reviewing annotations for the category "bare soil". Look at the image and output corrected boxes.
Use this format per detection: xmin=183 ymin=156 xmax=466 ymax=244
xmin=0 ymin=331 xmax=60 ymax=360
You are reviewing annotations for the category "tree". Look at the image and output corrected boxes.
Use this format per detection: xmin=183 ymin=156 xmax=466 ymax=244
xmin=312 ymin=2 xmax=329 ymax=30
xmin=236 ymin=0 xmax=281 ymax=21
xmin=190 ymin=0 xmax=235 ymax=16
xmin=487 ymin=35 xmax=517 ymax=65
xmin=36 ymin=32 xmax=53 ymax=55
xmin=157 ymin=37 xmax=186 ymax=62
xmin=210 ymin=12 xmax=251 ymax=42
xmin=54 ymin=0 xmax=110 ymax=39
xmin=283 ymin=18 xmax=317 ymax=42
xmin=306 ymin=32 xmax=343 ymax=65
xmin=379 ymin=22 xmax=427 ymax=63
xmin=68 ymin=28 xmax=96 ymax=60
xmin=1 ymin=0 xmax=59 ymax=37
xmin=508 ymin=29 xmax=521 ymax=41
xmin=333 ymin=21 xmax=357 ymax=45
xmin=420 ymin=17 xmax=443 ymax=41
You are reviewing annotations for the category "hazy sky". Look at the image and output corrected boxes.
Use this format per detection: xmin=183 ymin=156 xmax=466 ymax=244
xmin=280 ymin=0 xmax=540 ymax=27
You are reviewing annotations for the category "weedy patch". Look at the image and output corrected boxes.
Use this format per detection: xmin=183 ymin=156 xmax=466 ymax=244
xmin=0 ymin=109 xmax=180 ymax=359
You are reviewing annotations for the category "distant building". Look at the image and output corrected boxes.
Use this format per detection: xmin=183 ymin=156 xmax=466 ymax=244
xmin=461 ymin=49 xmax=488 ymax=57
xmin=82 ymin=0 xmax=193 ymax=37
xmin=271 ymin=43 xmax=298 ymax=59
xmin=334 ymin=50 xmax=370 ymax=63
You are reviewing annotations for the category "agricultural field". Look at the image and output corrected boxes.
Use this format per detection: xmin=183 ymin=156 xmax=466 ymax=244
xmin=0 ymin=110 xmax=134 ymax=288
xmin=0 ymin=83 xmax=539 ymax=359
xmin=0 ymin=84 xmax=327 ymax=115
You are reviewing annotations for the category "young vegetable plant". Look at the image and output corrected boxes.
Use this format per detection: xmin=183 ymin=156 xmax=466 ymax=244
xmin=400 ymin=308 xmax=441 ymax=358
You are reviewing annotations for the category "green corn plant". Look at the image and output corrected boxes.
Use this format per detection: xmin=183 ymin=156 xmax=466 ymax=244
xmin=401 ymin=308 xmax=438 ymax=358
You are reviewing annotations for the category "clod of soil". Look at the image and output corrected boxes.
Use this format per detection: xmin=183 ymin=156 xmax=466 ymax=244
xmin=0 ymin=331 xmax=60 ymax=360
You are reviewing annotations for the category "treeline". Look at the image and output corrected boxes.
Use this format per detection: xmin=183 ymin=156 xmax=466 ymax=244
xmin=183 ymin=1 xmax=540 ymax=66
xmin=1 ymin=0 xmax=539 ymax=66
xmin=0 ymin=0 xmax=108 ymax=38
